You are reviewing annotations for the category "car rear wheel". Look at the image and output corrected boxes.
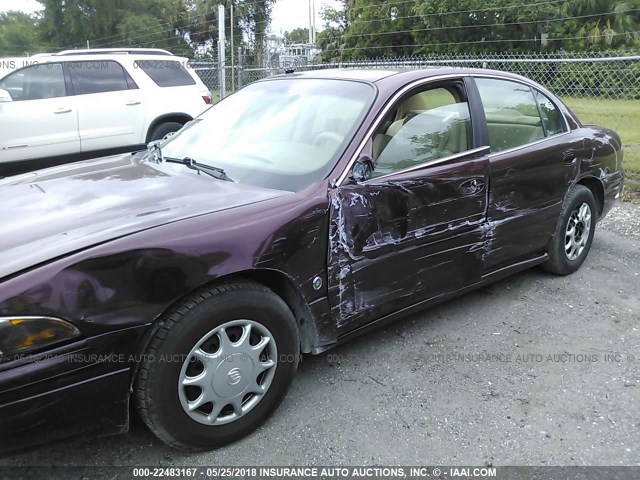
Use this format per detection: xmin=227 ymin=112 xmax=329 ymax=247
xmin=135 ymin=281 xmax=299 ymax=451
xmin=542 ymin=185 xmax=597 ymax=276
xmin=149 ymin=121 xmax=184 ymax=142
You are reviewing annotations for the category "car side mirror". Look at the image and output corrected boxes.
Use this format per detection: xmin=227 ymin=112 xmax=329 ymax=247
xmin=350 ymin=155 xmax=374 ymax=184
xmin=0 ymin=89 xmax=13 ymax=103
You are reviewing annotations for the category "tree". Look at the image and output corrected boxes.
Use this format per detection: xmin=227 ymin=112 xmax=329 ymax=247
xmin=0 ymin=11 xmax=44 ymax=56
xmin=37 ymin=0 xmax=188 ymax=50
xmin=3 ymin=0 xmax=278 ymax=60
xmin=345 ymin=0 xmax=416 ymax=57
xmin=316 ymin=0 xmax=640 ymax=58
xmin=113 ymin=0 xmax=190 ymax=53
xmin=284 ymin=27 xmax=310 ymax=44
xmin=183 ymin=0 xmax=276 ymax=63
xmin=560 ymin=0 xmax=639 ymax=48
xmin=411 ymin=0 xmax=562 ymax=54
xmin=231 ymin=0 xmax=276 ymax=63
xmin=322 ymin=0 xmax=557 ymax=58
xmin=317 ymin=0 xmax=349 ymax=61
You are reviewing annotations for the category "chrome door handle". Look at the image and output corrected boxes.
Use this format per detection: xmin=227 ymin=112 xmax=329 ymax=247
xmin=459 ymin=178 xmax=485 ymax=195
xmin=563 ymin=150 xmax=578 ymax=164
xmin=53 ymin=108 xmax=72 ymax=114
xmin=126 ymin=101 xmax=142 ymax=106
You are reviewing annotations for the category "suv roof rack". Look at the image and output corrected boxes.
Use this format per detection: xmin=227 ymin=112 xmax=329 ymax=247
xmin=51 ymin=48 xmax=174 ymax=57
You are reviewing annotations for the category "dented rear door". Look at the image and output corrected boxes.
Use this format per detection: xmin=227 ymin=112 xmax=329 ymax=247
xmin=328 ymin=151 xmax=490 ymax=333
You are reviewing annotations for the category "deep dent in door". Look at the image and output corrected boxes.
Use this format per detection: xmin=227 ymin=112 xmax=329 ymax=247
xmin=327 ymin=176 xmax=489 ymax=327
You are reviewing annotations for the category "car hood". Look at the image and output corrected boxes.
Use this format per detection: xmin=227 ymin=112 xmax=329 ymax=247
xmin=0 ymin=154 xmax=289 ymax=280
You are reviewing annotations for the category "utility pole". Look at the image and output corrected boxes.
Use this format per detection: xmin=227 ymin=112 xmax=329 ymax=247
xmin=231 ymin=1 xmax=235 ymax=91
xmin=218 ymin=4 xmax=226 ymax=100
xmin=312 ymin=0 xmax=316 ymax=43
xmin=308 ymin=0 xmax=315 ymax=44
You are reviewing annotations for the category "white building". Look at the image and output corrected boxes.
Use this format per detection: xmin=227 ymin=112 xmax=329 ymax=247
xmin=265 ymin=33 xmax=321 ymax=69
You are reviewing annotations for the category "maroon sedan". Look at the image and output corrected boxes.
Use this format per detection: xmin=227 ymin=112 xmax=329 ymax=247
xmin=0 ymin=68 xmax=623 ymax=452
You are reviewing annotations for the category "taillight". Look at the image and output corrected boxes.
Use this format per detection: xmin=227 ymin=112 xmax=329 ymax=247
xmin=202 ymin=95 xmax=212 ymax=105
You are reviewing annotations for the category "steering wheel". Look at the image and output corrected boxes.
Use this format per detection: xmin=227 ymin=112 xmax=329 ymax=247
xmin=312 ymin=131 xmax=344 ymax=148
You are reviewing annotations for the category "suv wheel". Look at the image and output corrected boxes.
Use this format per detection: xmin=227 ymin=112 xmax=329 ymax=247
xmin=149 ymin=122 xmax=184 ymax=142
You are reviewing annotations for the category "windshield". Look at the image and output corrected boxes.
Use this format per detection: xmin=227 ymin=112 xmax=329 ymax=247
xmin=160 ymin=78 xmax=375 ymax=191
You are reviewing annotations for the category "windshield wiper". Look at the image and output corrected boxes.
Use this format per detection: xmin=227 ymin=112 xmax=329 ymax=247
xmin=165 ymin=157 xmax=235 ymax=182
xmin=146 ymin=142 xmax=234 ymax=182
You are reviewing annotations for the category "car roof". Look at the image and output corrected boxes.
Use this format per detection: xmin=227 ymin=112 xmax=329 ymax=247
xmin=28 ymin=53 xmax=189 ymax=62
xmin=30 ymin=48 xmax=174 ymax=57
xmin=272 ymin=67 xmax=540 ymax=87
xmin=277 ymin=68 xmax=400 ymax=82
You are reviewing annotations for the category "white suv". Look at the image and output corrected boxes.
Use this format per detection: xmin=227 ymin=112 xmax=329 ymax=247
xmin=0 ymin=48 xmax=212 ymax=165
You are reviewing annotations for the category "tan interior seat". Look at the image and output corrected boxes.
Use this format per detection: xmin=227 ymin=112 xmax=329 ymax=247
xmin=397 ymin=92 xmax=432 ymax=118
xmin=485 ymin=112 xmax=544 ymax=152
xmin=437 ymin=119 xmax=468 ymax=157
xmin=386 ymin=92 xmax=433 ymax=136
xmin=372 ymin=133 xmax=392 ymax=160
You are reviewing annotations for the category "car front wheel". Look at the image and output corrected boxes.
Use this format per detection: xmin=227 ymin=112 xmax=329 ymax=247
xmin=135 ymin=281 xmax=299 ymax=451
xmin=542 ymin=184 xmax=597 ymax=275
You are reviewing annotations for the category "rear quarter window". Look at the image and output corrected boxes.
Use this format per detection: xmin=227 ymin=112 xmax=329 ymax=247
xmin=534 ymin=90 xmax=566 ymax=136
xmin=134 ymin=60 xmax=196 ymax=87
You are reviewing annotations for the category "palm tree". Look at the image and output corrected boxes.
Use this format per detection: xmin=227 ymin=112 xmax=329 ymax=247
xmin=562 ymin=0 xmax=639 ymax=46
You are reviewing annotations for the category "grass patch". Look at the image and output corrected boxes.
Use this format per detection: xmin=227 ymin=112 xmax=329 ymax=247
xmin=562 ymin=97 xmax=640 ymax=201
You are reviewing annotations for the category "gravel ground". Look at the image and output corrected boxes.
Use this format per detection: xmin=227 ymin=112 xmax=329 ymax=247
xmin=2 ymin=203 xmax=639 ymax=468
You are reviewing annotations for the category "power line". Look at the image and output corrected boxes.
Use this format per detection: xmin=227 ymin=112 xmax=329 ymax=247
xmin=89 ymin=10 xmax=597 ymax=53
xmin=2 ymin=0 xmax=637 ymax=56
xmin=54 ymin=0 xmax=273 ymax=50
xmin=333 ymin=0 xmax=568 ymax=24
xmin=319 ymin=30 xmax=640 ymax=54
xmin=326 ymin=8 xmax=640 ymax=41
xmin=8 ymin=0 xmax=567 ymax=51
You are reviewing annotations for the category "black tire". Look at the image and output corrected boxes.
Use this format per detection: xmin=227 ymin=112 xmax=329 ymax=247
xmin=135 ymin=281 xmax=299 ymax=451
xmin=148 ymin=122 xmax=184 ymax=142
xmin=542 ymin=185 xmax=597 ymax=276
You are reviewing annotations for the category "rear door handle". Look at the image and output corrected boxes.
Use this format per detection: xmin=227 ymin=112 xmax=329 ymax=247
xmin=459 ymin=178 xmax=485 ymax=196
xmin=563 ymin=150 xmax=578 ymax=164
xmin=126 ymin=101 xmax=142 ymax=106
xmin=53 ymin=108 xmax=72 ymax=114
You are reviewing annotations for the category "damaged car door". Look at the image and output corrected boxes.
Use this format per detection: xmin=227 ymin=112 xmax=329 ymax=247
xmin=328 ymin=80 xmax=491 ymax=333
xmin=472 ymin=77 xmax=585 ymax=271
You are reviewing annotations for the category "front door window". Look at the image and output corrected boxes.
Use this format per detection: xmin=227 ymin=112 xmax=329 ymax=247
xmin=372 ymin=86 xmax=473 ymax=177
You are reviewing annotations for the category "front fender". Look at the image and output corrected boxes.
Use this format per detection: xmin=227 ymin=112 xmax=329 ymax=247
xmin=0 ymin=182 xmax=330 ymax=346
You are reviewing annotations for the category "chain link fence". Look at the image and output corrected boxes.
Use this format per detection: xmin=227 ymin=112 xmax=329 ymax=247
xmin=192 ymin=51 xmax=640 ymax=195
xmin=193 ymin=51 xmax=640 ymax=98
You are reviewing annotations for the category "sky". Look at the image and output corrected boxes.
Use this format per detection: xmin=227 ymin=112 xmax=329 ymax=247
xmin=272 ymin=0 xmax=341 ymax=34
xmin=0 ymin=0 xmax=343 ymax=34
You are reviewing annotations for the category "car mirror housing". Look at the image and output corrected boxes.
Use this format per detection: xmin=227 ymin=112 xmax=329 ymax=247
xmin=0 ymin=89 xmax=13 ymax=103
xmin=350 ymin=156 xmax=374 ymax=184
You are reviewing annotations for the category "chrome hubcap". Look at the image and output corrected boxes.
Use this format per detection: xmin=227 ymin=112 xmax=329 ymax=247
xmin=178 ymin=320 xmax=277 ymax=425
xmin=565 ymin=202 xmax=591 ymax=261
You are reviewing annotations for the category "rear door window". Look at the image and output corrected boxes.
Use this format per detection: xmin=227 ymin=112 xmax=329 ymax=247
xmin=69 ymin=60 xmax=137 ymax=95
xmin=134 ymin=60 xmax=196 ymax=87
xmin=475 ymin=77 xmax=544 ymax=153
